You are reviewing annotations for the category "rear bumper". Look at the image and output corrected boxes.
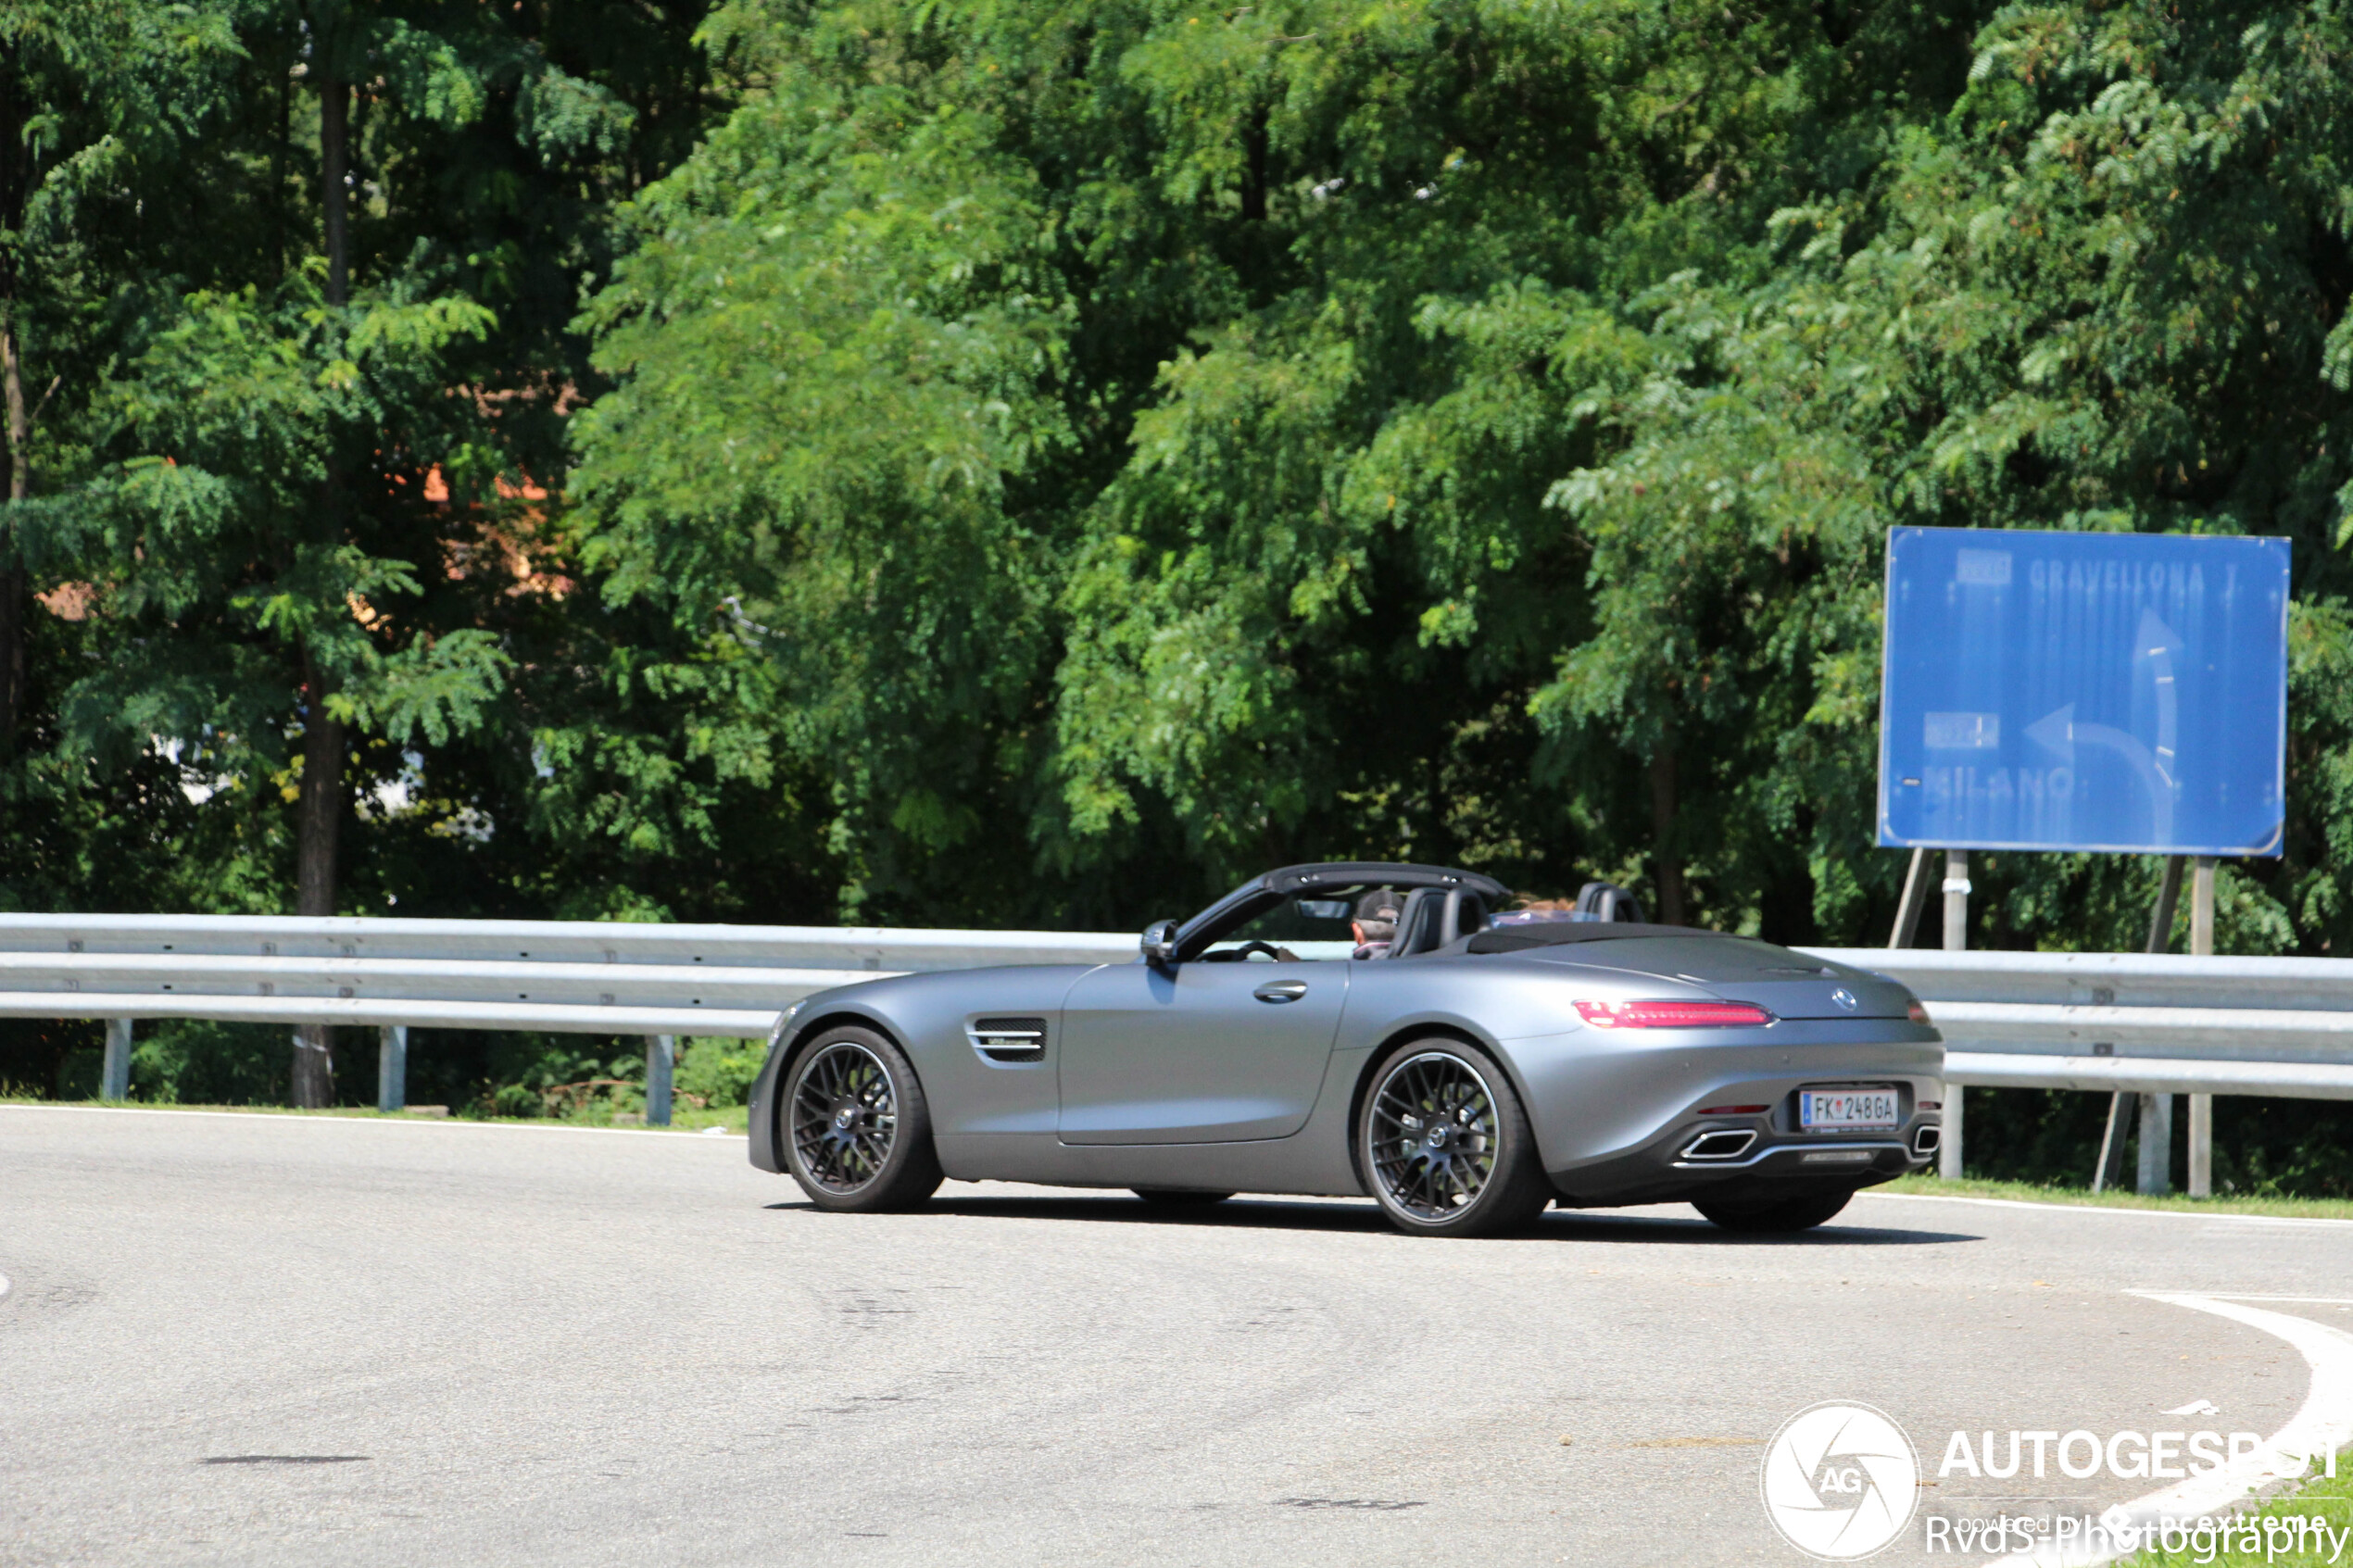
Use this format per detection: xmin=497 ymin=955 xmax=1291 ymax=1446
xmin=1549 ymin=1133 xmax=1932 ymax=1209
xmin=1532 ymin=1049 xmax=1944 ymax=1208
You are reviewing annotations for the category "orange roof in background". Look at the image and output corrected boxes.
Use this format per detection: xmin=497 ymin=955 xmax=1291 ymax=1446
xmin=38 ymin=582 xmax=94 ymax=621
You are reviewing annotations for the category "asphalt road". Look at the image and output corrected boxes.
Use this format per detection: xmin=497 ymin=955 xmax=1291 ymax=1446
xmin=5 ymin=1105 xmax=2350 ymax=1567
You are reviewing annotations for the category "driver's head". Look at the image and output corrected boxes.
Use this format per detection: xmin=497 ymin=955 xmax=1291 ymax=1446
xmin=1352 ymin=889 xmax=1402 ymax=946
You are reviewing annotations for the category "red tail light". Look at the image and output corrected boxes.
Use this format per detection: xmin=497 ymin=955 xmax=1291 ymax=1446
xmin=1575 ymin=999 xmax=1775 ymax=1029
xmin=1907 ymin=1000 xmax=1931 ymax=1024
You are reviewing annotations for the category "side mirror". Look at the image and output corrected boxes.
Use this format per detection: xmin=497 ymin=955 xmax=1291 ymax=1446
xmin=1140 ymin=919 xmax=1179 ymax=967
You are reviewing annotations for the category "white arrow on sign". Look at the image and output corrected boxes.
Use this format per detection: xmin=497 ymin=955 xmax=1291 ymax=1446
xmin=2022 ymin=607 xmax=2182 ymax=843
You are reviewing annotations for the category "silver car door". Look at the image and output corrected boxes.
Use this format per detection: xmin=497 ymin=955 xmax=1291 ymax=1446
xmin=1056 ymin=960 xmax=1350 ymax=1144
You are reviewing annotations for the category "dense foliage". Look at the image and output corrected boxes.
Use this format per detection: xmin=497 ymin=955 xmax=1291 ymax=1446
xmin=4 ymin=0 xmax=2352 ymax=1187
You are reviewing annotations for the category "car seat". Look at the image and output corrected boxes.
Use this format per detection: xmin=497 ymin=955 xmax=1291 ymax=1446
xmin=1386 ymin=887 xmax=1491 ymax=957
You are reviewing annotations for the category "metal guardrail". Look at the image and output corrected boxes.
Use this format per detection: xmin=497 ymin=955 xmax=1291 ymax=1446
xmin=0 ymin=913 xmax=1133 ymax=1035
xmin=1797 ymin=945 xmax=2353 ymax=1198
xmin=1802 ymin=947 xmax=2353 ymax=1100
xmin=0 ymin=913 xmax=1128 ymax=1120
xmin=3 ymin=916 xmax=2347 ymax=1135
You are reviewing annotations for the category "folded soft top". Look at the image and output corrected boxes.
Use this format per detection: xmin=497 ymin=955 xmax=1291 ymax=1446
xmin=1466 ymin=922 xmax=1737 ymax=954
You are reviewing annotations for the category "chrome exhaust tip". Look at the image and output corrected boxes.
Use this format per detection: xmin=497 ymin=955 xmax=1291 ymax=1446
xmin=1680 ymin=1128 xmax=1758 ymax=1161
xmin=1912 ymin=1124 xmax=1941 ymax=1157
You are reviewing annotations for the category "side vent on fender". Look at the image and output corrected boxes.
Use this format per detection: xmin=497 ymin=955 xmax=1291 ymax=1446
xmin=968 ymin=1017 xmax=1048 ymax=1063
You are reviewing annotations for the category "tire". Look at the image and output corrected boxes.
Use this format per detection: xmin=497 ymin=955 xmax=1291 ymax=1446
xmin=779 ymin=1025 xmax=942 ymax=1212
xmin=1356 ymin=1038 xmax=1554 ymax=1237
xmin=1692 ymin=1188 xmax=1854 ymax=1233
xmin=1132 ymin=1188 xmax=1235 ymax=1207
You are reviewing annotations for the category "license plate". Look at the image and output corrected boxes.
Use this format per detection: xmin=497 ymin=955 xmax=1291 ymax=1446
xmin=1799 ymin=1088 xmax=1900 ymax=1132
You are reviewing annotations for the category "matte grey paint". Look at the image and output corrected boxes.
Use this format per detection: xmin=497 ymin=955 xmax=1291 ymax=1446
xmin=1059 ymin=960 xmax=1346 ymax=1143
xmin=749 ymin=927 xmax=1946 ymax=1210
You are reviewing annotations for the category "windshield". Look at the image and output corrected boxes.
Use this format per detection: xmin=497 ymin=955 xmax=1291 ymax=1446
xmin=1198 ymin=886 xmax=1380 ymax=961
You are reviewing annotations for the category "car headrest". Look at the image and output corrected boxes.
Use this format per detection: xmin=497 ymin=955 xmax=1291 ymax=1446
xmin=1386 ymin=887 xmax=1489 ymax=958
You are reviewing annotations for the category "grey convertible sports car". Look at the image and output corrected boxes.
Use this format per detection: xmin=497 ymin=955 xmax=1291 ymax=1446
xmin=747 ymin=862 xmax=1944 ymax=1237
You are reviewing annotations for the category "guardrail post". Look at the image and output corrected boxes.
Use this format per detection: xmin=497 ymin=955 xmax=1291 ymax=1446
xmin=2187 ymin=1093 xmax=2212 ymax=1198
xmin=646 ymin=1035 xmax=674 ymax=1127
xmin=1939 ymin=1086 xmax=1964 ymax=1180
xmin=377 ymin=1025 xmax=407 ymax=1114
xmin=2136 ymin=1091 xmax=2172 ymax=1195
xmin=100 ymin=1017 xmax=132 ymax=1100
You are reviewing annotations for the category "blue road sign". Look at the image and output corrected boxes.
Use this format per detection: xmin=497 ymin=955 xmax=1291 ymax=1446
xmin=1879 ymin=528 xmax=2289 ymax=857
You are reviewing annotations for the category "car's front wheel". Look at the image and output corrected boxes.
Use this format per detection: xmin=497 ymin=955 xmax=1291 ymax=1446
xmin=1692 ymin=1189 xmax=1854 ymax=1233
xmin=781 ymin=1026 xmax=942 ymax=1211
xmin=1357 ymin=1038 xmax=1554 ymax=1237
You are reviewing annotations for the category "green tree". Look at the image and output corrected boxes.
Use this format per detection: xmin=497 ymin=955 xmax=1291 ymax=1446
xmin=0 ymin=1 xmax=242 ymax=744
xmin=18 ymin=0 xmax=700 ymax=1102
xmin=573 ymin=0 xmax=1994 ymax=926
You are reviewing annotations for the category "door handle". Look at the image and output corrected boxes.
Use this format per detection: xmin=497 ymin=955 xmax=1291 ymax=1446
xmin=1253 ymin=980 xmax=1309 ymax=1003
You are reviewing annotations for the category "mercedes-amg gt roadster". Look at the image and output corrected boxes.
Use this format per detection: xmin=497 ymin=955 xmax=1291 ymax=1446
xmin=748 ymin=862 xmax=1945 ymax=1237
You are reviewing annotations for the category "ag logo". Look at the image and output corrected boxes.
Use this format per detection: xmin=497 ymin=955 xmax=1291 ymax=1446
xmin=1759 ymin=1401 xmax=1919 ymax=1560
xmin=1831 ymin=987 xmax=1858 ymax=1012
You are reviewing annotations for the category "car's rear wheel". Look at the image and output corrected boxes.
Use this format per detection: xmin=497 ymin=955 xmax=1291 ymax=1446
xmin=1132 ymin=1188 xmax=1234 ymax=1207
xmin=1357 ymin=1039 xmax=1553 ymax=1237
xmin=1692 ymin=1188 xmax=1854 ymax=1233
xmin=782 ymin=1026 xmax=941 ymax=1211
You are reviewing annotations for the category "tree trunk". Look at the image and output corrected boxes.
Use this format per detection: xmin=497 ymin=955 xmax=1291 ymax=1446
xmin=0 ymin=310 xmax=26 ymax=746
xmin=1649 ymin=744 xmax=1685 ymax=927
xmin=290 ymin=71 xmax=353 ymax=1109
xmin=291 ymin=652 xmax=345 ymax=1106
xmin=321 ymin=76 xmax=348 ymax=303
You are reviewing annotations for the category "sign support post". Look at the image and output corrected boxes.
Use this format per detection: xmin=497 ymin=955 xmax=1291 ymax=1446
xmin=2187 ymin=856 xmax=2218 ymax=1197
xmin=2099 ymin=855 xmax=2185 ymax=1193
xmin=2092 ymin=1097 xmax=2129 ymax=1193
xmin=1939 ymin=852 xmax=1969 ymax=1178
xmin=1889 ymin=847 xmax=1932 ymax=948
xmin=2145 ymin=857 xmax=2185 ymax=953
xmin=1941 ymin=850 xmax=1969 ymax=953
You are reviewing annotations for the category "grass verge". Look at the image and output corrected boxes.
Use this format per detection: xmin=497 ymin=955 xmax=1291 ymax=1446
xmin=2120 ymin=1466 xmax=2353 ymax=1566
xmin=1879 ymin=1173 xmax=2353 ymax=1222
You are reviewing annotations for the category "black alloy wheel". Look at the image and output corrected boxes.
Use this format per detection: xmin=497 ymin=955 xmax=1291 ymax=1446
xmin=1357 ymin=1039 xmax=1553 ymax=1237
xmin=782 ymin=1026 xmax=942 ymax=1211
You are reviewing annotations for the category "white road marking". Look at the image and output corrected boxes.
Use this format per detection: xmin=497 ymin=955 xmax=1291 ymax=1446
xmin=1989 ymin=1293 xmax=2353 ymax=1567
xmin=1862 ymin=1190 xmax=2353 ymax=1229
